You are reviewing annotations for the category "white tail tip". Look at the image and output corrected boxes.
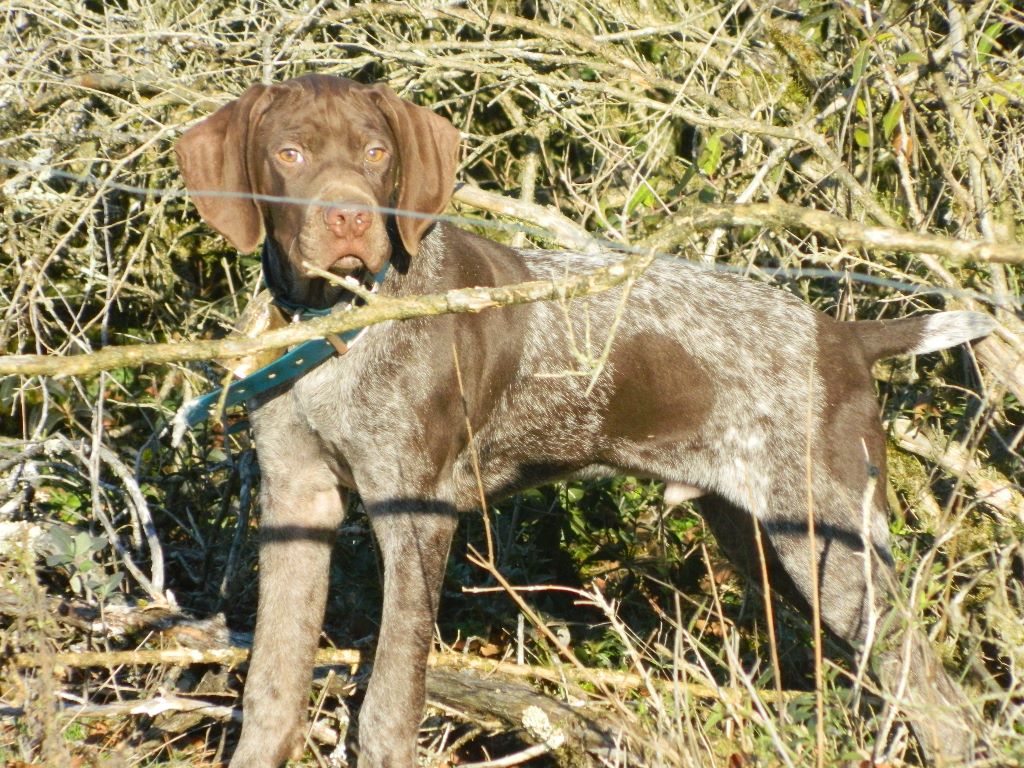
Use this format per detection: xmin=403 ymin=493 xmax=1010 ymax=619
xmin=910 ymin=311 xmax=995 ymax=355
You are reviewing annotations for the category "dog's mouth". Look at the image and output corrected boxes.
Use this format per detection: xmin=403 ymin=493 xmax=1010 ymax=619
xmin=328 ymin=255 xmax=365 ymax=275
xmin=300 ymin=251 xmax=371 ymax=279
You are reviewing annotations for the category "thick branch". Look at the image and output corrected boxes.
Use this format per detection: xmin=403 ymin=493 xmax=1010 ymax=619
xmin=453 ymin=183 xmax=596 ymax=252
xmin=888 ymin=417 xmax=1024 ymax=522
xmin=4 ymin=199 xmax=1014 ymax=379
xmin=0 ymin=249 xmax=653 ymax=377
xmin=10 ymin=644 xmax=797 ymax=705
xmin=641 ymin=202 xmax=1024 ymax=265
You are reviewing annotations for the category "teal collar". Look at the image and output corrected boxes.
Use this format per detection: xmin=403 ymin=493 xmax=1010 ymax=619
xmin=172 ymin=243 xmax=390 ymax=442
xmin=259 ymin=237 xmax=340 ymax=319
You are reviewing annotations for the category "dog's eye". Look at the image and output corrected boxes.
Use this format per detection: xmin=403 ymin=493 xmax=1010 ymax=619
xmin=365 ymin=147 xmax=387 ymax=164
xmin=277 ymin=148 xmax=304 ymax=164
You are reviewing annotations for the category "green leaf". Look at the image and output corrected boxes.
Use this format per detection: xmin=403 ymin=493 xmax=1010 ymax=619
xmin=697 ymin=186 xmax=717 ymax=204
xmin=625 ymin=182 xmax=656 ymax=215
xmin=47 ymin=526 xmax=74 ymax=554
xmin=882 ymin=101 xmax=904 ymax=139
xmin=74 ymin=531 xmax=94 ymax=556
xmin=978 ymin=22 xmax=1004 ymax=58
xmin=48 ymin=489 xmax=82 ymax=512
xmin=98 ymin=572 xmax=125 ymax=599
xmin=896 ymin=51 xmax=927 ymax=66
xmin=854 ymin=128 xmax=872 ymax=148
xmin=108 ymin=367 xmax=135 ymax=387
xmin=981 ymin=92 xmax=1008 ymax=111
xmin=705 ymin=706 xmax=726 ymax=729
xmin=852 ymin=46 xmax=869 ymax=81
xmin=697 ymin=131 xmax=723 ymax=176
xmin=64 ymin=722 xmax=87 ymax=743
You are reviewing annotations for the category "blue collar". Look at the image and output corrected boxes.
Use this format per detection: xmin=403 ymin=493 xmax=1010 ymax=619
xmin=172 ymin=242 xmax=390 ymax=440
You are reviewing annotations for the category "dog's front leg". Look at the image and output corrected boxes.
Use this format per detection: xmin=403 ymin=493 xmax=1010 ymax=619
xmin=229 ymin=471 xmax=345 ymax=768
xmin=358 ymin=500 xmax=457 ymax=767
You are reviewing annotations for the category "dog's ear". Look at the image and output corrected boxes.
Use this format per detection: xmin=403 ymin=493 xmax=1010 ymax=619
xmin=370 ymin=84 xmax=460 ymax=257
xmin=175 ymin=85 xmax=272 ymax=253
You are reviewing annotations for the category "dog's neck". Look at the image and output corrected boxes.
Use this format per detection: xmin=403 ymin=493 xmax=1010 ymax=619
xmin=260 ymin=237 xmax=368 ymax=314
xmin=261 ymin=222 xmax=448 ymax=312
xmin=385 ymin=222 xmax=447 ymax=296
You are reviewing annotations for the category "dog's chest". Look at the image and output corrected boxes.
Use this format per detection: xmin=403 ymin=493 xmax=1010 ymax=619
xmin=285 ymin=324 xmax=433 ymax=459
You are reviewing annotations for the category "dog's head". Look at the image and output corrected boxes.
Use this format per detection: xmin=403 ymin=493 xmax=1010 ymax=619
xmin=175 ymin=74 xmax=460 ymax=306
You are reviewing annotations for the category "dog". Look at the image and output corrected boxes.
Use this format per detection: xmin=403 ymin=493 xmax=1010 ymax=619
xmin=175 ymin=74 xmax=992 ymax=766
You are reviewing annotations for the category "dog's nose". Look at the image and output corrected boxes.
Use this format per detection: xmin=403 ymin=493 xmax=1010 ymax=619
xmin=323 ymin=205 xmax=373 ymax=239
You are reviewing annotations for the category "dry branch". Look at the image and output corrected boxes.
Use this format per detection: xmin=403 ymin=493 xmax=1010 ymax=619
xmin=0 ymin=248 xmax=654 ymax=378
xmin=426 ymin=669 xmax=623 ymax=760
xmin=1 ymin=662 xmax=625 ymax=760
xmin=0 ymin=585 xmax=183 ymax=637
xmin=642 ymin=202 xmax=1024 ymax=265
xmin=2 ymin=197 xmax=1013 ymax=379
xmin=0 ymin=694 xmax=341 ymax=748
xmin=889 ymin=417 xmax=1024 ymax=522
xmin=30 ymin=72 xmax=170 ymax=112
xmin=9 ymin=642 xmax=798 ymax=708
xmin=453 ymin=183 xmax=597 ymax=253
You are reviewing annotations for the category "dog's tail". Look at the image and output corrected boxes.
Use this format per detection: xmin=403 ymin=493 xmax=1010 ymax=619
xmin=854 ymin=310 xmax=995 ymax=362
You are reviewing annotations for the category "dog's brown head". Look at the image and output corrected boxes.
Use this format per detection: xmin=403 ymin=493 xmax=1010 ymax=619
xmin=175 ymin=75 xmax=460 ymax=305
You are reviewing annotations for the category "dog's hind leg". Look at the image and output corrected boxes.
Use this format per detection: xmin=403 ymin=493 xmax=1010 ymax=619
xmin=701 ymin=481 xmax=981 ymax=765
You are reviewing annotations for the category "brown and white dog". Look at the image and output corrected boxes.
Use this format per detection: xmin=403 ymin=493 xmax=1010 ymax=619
xmin=176 ymin=74 xmax=991 ymax=766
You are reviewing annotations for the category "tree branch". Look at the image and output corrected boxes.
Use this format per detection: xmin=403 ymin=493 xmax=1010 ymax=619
xmin=10 ymin=644 xmax=799 ymax=705
xmin=453 ymin=183 xmax=597 ymax=252
xmin=888 ymin=417 xmax=1024 ymax=522
xmin=0 ymin=248 xmax=654 ymax=377
xmin=3 ymin=198 xmax=1015 ymax=380
xmin=641 ymin=201 xmax=1024 ymax=265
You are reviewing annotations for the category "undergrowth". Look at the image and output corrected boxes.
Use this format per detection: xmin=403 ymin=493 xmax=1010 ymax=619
xmin=1 ymin=1 xmax=1023 ymax=766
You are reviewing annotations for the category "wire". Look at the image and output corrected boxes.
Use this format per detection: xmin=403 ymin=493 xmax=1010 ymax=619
xmin=0 ymin=155 xmax=1011 ymax=308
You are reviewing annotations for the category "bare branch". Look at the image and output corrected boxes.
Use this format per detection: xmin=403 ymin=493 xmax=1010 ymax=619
xmin=643 ymin=202 xmax=1024 ymax=265
xmin=5 ymin=196 xmax=1017 ymax=379
xmin=0 ymin=249 xmax=655 ymax=378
